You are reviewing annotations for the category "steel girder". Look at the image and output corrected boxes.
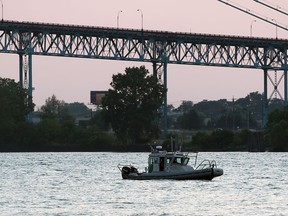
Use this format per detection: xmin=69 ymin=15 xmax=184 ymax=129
xmin=0 ymin=20 xmax=288 ymax=70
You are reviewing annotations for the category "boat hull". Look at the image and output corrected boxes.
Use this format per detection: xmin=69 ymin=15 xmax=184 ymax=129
xmin=124 ymin=168 xmax=223 ymax=180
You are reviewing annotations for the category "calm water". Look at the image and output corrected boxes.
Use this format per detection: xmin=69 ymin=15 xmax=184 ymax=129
xmin=0 ymin=152 xmax=287 ymax=216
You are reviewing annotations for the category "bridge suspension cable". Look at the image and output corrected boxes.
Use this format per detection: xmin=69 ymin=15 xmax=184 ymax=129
xmin=217 ymin=0 xmax=288 ymax=32
xmin=253 ymin=0 xmax=288 ymax=17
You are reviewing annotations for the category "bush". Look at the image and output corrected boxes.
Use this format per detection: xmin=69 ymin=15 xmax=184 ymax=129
xmin=188 ymin=129 xmax=250 ymax=151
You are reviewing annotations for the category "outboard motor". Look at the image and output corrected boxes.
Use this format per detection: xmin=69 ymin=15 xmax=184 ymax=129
xmin=121 ymin=166 xmax=138 ymax=179
xmin=130 ymin=166 xmax=138 ymax=173
xmin=121 ymin=166 xmax=131 ymax=179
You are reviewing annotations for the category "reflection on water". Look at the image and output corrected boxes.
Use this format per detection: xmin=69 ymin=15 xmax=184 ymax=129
xmin=0 ymin=152 xmax=287 ymax=215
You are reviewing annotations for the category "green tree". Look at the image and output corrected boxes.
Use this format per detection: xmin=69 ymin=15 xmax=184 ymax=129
xmin=102 ymin=66 xmax=165 ymax=144
xmin=90 ymin=110 xmax=110 ymax=131
xmin=40 ymin=95 xmax=72 ymax=122
xmin=0 ymin=78 xmax=34 ymax=121
xmin=178 ymin=109 xmax=202 ymax=130
xmin=66 ymin=102 xmax=90 ymax=119
xmin=210 ymin=130 xmax=234 ymax=150
xmin=266 ymin=106 xmax=288 ymax=151
xmin=0 ymin=78 xmax=34 ymax=144
xmin=176 ymin=101 xmax=193 ymax=113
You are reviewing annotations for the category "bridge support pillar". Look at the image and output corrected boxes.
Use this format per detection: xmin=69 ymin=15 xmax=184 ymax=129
xmin=263 ymin=69 xmax=268 ymax=127
xmin=284 ymin=47 xmax=288 ymax=104
xmin=152 ymin=61 xmax=167 ymax=134
xmin=19 ymin=54 xmax=23 ymax=87
xmin=19 ymin=53 xmax=33 ymax=122
xmin=28 ymin=54 xmax=33 ymax=99
xmin=163 ymin=61 xmax=168 ymax=135
xmin=285 ymin=69 xmax=288 ymax=104
xmin=152 ymin=62 xmax=157 ymax=78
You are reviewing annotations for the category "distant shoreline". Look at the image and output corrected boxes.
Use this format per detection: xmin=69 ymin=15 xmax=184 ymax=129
xmin=1 ymin=145 xmax=286 ymax=152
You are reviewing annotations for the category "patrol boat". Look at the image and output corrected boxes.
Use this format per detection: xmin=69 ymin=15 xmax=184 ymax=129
xmin=117 ymin=146 xmax=223 ymax=180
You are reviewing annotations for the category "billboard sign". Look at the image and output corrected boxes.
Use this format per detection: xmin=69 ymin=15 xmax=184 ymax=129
xmin=90 ymin=91 xmax=108 ymax=105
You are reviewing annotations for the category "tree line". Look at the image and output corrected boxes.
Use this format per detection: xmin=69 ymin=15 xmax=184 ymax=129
xmin=0 ymin=66 xmax=287 ymax=152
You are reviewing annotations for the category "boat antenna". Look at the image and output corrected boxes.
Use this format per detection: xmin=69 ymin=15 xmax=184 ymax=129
xmin=149 ymin=144 xmax=154 ymax=152
xmin=170 ymin=136 xmax=175 ymax=152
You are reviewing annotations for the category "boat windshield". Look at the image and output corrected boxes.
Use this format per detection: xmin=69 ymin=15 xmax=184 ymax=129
xmin=183 ymin=157 xmax=189 ymax=165
xmin=167 ymin=156 xmax=189 ymax=166
xmin=170 ymin=157 xmax=190 ymax=165
xmin=173 ymin=157 xmax=182 ymax=164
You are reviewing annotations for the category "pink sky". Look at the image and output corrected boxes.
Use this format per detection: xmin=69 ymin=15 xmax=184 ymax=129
xmin=0 ymin=0 xmax=288 ymax=108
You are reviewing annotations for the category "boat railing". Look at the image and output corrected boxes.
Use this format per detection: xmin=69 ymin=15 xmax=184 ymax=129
xmin=117 ymin=163 xmax=125 ymax=172
xmin=186 ymin=152 xmax=199 ymax=167
xmin=195 ymin=159 xmax=217 ymax=170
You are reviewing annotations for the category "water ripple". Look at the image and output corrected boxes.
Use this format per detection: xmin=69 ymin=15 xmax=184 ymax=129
xmin=0 ymin=152 xmax=287 ymax=215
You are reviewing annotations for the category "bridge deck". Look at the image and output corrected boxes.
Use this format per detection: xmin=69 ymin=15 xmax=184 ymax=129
xmin=1 ymin=20 xmax=287 ymax=48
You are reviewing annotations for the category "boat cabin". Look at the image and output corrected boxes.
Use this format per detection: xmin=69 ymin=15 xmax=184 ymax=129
xmin=148 ymin=146 xmax=190 ymax=173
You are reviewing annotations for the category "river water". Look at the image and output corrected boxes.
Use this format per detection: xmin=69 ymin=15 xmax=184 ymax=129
xmin=0 ymin=152 xmax=287 ymax=216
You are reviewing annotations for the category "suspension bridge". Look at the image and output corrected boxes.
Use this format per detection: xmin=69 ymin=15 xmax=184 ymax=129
xmin=0 ymin=20 xmax=287 ymax=132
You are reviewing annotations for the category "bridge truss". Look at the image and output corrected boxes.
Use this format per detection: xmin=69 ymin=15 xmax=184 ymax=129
xmin=0 ymin=20 xmax=288 ymax=130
